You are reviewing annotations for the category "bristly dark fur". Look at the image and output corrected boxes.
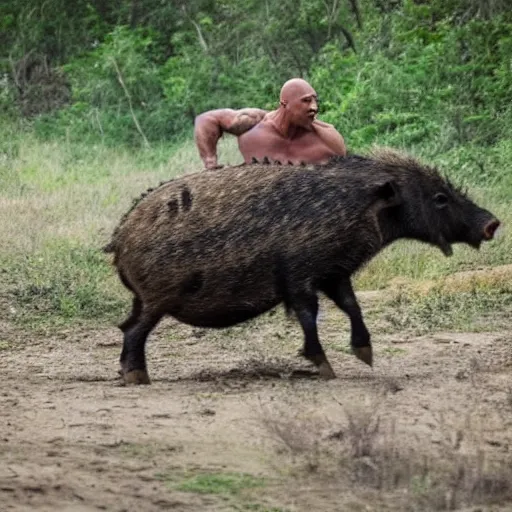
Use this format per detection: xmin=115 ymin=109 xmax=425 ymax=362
xmin=323 ymin=147 xmax=468 ymax=200
xmin=103 ymin=177 xmax=176 ymax=253
xmin=104 ymin=146 xmax=468 ymax=255
xmin=445 ymin=177 xmax=469 ymax=199
xmin=108 ymin=145 xmax=498 ymax=385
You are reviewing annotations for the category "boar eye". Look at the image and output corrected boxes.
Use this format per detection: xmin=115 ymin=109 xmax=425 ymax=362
xmin=434 ymin=192 xmax=449 ymax=209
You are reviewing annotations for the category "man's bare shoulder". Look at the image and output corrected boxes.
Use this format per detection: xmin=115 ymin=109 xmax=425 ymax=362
xmin=312 ymin=119 xmax=336 ymax=129
xmin=311 ymin=119 xmax=346 ymax=156
xmin=228 ymin=108 xmax=269 ymax=136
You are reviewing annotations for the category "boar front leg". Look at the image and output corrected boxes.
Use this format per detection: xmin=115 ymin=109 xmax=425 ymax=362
xmin=320 ymin=276 xmax=373 ymax=367
xmin=291 ymin=290 xmax=336 ymax=380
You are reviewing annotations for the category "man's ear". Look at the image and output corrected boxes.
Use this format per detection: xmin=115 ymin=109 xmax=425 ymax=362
xmin=280 ymin=100 xmax=287 ymax=108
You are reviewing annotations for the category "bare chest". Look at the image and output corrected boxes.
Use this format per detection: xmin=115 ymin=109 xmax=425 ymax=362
xmin=238 ymin=126 xmax=336 ymax=165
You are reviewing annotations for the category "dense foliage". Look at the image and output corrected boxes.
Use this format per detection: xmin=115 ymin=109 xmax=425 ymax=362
xmin=1 ymin=0 xmax=511 ymax=162
xmin=1 ymin=0 xmax=511 ymax=327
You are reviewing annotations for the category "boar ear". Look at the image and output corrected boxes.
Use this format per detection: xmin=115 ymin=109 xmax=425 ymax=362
xmin=375 ymin=179 xmax=402 ymax=207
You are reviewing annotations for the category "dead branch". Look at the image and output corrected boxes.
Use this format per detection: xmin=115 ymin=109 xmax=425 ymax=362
xmin=348 ymin=0 xmax=363 ymax=29
xmin=111 ymin=57 xmax=150 ymax=148
xmin=182 ymin=5 xmax=208 ymax=53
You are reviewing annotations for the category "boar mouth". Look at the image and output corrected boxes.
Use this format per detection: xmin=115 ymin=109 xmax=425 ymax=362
xmin=483 ymin=219 xmax=500 ymax=240
xmin=439 ymin=219 xmax=500 ymax=255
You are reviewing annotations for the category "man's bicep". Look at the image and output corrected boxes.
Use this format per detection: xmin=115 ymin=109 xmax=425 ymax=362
xmin=195 ymin=107 xmax=267 ymax=139
xmin=195 ymin=109 xmax=238 ymax=133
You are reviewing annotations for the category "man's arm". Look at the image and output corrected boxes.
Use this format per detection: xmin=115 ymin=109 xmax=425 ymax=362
xmin=194 ymin=108 xmax=267 ymax=169
xmin=312 ymin=120 xmax=347 ymax=157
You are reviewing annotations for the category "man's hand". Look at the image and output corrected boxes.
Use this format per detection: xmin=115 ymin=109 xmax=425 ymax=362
xmin=204 ymin=157 xmax=224 ymax=170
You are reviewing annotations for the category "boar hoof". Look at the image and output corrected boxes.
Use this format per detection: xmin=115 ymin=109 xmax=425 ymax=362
xmin=303 ymin=353 xmax=336 ymax=379
xmin=318 ymin=360 xmax=336 ymax=380
xmin=353 ymin=346 xmax=373 ymax=367
xmin=124 ymin=369 xmax=151 ymax=385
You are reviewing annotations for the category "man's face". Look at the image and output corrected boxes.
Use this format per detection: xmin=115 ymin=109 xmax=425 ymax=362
xmin=287 ymin=91 xmax=319 ymax=129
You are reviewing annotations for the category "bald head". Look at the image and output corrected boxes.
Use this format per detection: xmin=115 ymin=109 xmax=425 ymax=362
xmin=280 ymin=78 xmax=317 ymax=104
xmin=277 ymin=78 xmax=319 ymax=130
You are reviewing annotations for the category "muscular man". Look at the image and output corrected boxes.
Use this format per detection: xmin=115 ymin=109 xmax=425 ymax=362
xmin=194 ymin=78 xmax=347 ymax=169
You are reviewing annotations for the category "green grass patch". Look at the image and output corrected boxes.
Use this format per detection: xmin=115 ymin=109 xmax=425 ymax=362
xmin=176 ymin=472 xmax=265 ymax=496
xmin=329 ymin=343 xmax=353 ymax=355
xmin=0 ymin=340 xmax=11 ymax=351
xmin=1 ymin=239 xmax=126 ymax=329
xmin=385 ymin=285 xmax=512 ymax=334
xmin=154 ymin=468 xmax=283 ymax=511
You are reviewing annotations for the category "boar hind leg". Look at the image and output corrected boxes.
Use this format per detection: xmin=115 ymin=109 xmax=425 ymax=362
xmin=292 ymin=293 xmax=336 ymax=380
xmin=118 ymin=296 xmax=142 ymax=332
xmin=320 ymin=277 xmax=373 ymax=367
xmin=119 ymin=305 xmax=162 ymax=385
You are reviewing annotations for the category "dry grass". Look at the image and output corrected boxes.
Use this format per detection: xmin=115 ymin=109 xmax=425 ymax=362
xmin=0 ymin=137 xmax=208 ymax=255
xmin=387 ymin=264 xmax=512 ymax=297
xmin=259 ymin=398 xmax=512 ymax=511
xmin=0 ymin=135 xmax=246 ymax=327
xmin=380 ymin=267 xmax=512 ymax=334
xmin=1 ymin=129 xmax=510 ymax=332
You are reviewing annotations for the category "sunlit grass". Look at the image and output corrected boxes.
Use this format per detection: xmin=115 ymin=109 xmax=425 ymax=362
xmin=1 ymin=124 xmax=509 ymax=331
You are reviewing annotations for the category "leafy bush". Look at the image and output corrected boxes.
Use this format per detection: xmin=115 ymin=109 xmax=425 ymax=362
xmin=1 ymin=1 xmax=511 ymax=159
xmin=311 ymin=13 xmax=512 ymax=152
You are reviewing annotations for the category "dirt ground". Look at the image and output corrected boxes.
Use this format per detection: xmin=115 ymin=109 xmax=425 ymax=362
xmin=2 ymin=291 xmax=512 ymax=512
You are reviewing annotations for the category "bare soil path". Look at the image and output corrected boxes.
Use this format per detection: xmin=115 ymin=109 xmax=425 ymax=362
xmin=2 ymin=294 xmax=512 ymax=511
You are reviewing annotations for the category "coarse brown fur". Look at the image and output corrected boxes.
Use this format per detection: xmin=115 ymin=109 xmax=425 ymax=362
xmin=105 ymin=147 xmax=499 ymax=384
xmin=107 ymin=158 xmax=397 ymax=325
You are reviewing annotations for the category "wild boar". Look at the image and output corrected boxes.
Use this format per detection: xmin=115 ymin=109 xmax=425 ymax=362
xmin=104 ymin=148 xmax=500 ymax=384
